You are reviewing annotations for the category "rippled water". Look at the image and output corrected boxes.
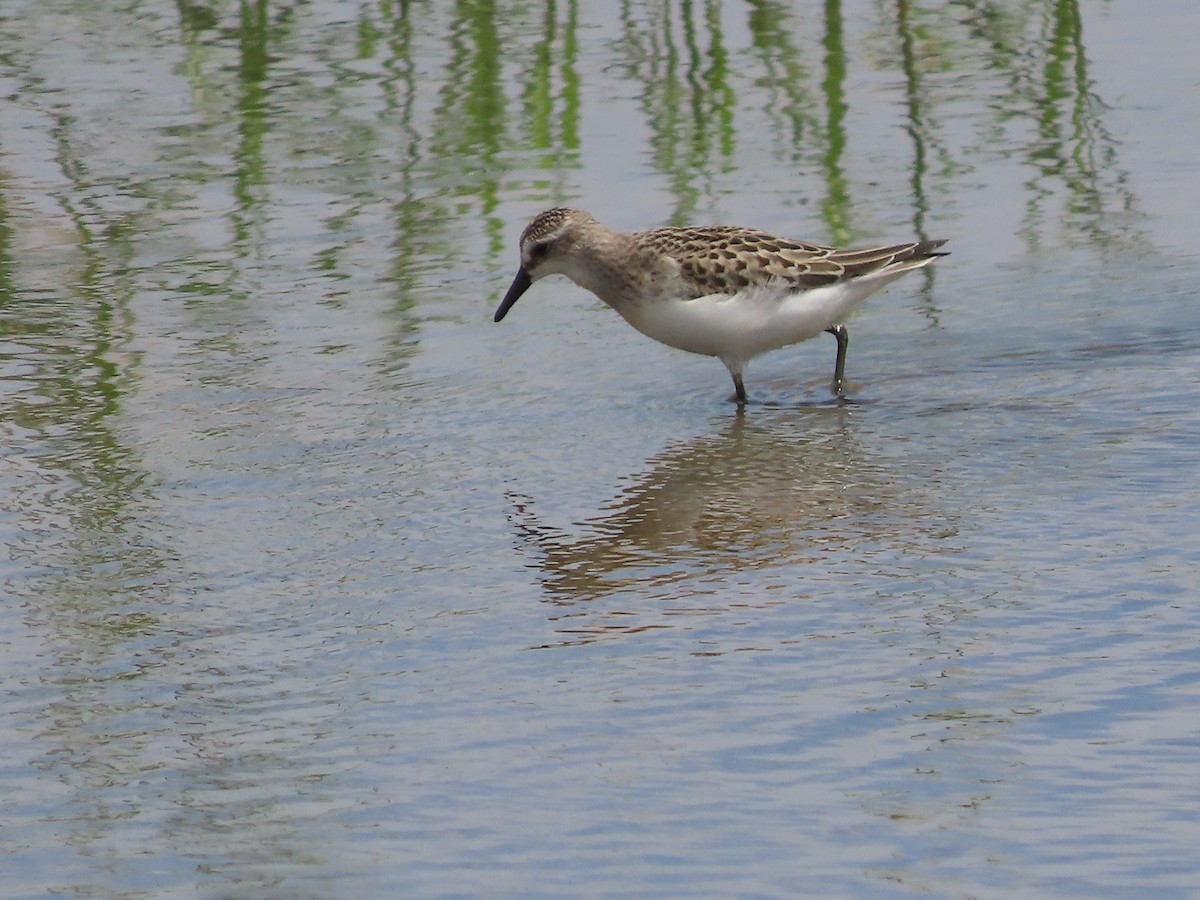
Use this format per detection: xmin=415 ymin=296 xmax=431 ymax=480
xmin=2 ymin=0 xmax=1199 ymax=895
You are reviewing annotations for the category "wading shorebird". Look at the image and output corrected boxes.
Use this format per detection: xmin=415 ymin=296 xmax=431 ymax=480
xmin=494 ymin=208 xmax=947 ymax=404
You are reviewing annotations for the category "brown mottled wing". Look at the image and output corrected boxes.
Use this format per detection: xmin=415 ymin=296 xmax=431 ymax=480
xmin=635 ymin=225 xmax=947 ymax=298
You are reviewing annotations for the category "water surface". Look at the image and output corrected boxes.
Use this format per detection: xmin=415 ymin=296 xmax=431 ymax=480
xmin=2 ymin=0 xmax=1199 ymax=895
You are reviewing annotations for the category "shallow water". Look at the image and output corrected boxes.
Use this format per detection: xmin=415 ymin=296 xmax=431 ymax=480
xmin=2 ymin=0 xmax=1199 ymax=895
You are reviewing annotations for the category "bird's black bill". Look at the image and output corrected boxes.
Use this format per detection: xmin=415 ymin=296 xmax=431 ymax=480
xmin=494 ymin=268 xmax=532 ymax=322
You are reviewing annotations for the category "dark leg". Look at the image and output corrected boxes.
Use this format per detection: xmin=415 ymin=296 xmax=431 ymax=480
xmin=825 ymin=324 xmax=848 ymax=397
xmin=732 ymin=372 xmax=747 ymax=406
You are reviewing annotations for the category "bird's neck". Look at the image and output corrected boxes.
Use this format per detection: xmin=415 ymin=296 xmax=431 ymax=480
xmin=565 ymin=232 xmax=670 ymax=314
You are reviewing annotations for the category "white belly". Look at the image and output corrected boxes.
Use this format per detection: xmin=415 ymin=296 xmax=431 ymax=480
xmin=626 ymin=277 xmax=894 ymax=363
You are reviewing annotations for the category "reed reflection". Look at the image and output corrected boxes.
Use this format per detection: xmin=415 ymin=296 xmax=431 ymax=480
xmin=820 ymin=0 xmax=851 ymax=245
xmin=0 ymin=126 xmax=171 ymax=879
xmin=617 ymin=0 xmax=737 ymax=222
xmin=525 ymin=0 xmax=582 ymax=162
xmin=894 ymin=0 xmax=948 ymax=323
xmin=173 ymin=0 xmax=1144 ymax=312
xmin=959 ymin=0 xmax=1142 ymax=248
xmin=232 ymin=0 xmax=270 ymax=247
xmin=179 ymin=0 xmax=1142 ymax=326
xmin=507 ymin=410 xmax=955 ymax=647
xmin=1027 ymin=0 xmax=1138 ymax=247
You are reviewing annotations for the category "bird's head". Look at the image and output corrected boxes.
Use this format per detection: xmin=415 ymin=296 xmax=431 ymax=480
xmin=493 ymin=208 xmax=598 ymax=322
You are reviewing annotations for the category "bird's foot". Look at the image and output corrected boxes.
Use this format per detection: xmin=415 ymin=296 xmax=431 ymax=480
xmin=829 ymin=377 xmax=861 ymax=406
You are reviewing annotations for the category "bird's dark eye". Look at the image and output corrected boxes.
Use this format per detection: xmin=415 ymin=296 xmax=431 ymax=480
xmin=528 ymin=241 xmax=550 ymax=263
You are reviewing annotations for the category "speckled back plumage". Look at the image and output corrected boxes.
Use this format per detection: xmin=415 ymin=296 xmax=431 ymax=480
xmin=632 ymin=225 xmax=947 ymax=298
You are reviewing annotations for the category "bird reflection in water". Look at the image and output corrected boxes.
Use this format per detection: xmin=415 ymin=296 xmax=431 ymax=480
xmin=504 ymin=407 xmax=955 ymax=648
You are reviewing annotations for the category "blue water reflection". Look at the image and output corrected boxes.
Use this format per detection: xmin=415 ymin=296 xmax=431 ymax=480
xmin=1 ymin=0 xmax=1198 ymax=895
